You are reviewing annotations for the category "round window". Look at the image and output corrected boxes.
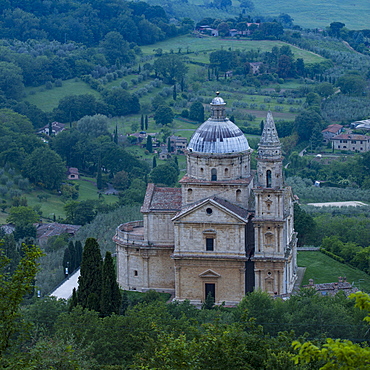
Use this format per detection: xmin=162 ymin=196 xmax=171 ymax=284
xmin=206 ymin=208 xmax=213 ymax=215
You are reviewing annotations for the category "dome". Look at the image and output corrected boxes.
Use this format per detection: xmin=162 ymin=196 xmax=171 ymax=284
xmin=188 ymin=95 xmax=250 ymax=154
xmin=210 ymin=96 xmax=226 ymax=106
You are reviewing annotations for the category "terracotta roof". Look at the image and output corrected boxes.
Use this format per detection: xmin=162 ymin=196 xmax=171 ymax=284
xmin=322 ymin=124 xmax=343 ymax=133
xmin=141 ymin=184 xmax=182 ymax=213
xmin=332 ymin=134 xmax=369 ymax=140
xmin=36 ymin=223 xmax=81 ymax=239
xmin=212 ymin=196 xmax=250 ymax=219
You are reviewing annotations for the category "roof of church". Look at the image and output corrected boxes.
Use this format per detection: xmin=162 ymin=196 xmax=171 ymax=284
xmin=141 ymin=184 xmax=182 ymax=212
xmin=187 ymin=94 xmax=250 ymax=154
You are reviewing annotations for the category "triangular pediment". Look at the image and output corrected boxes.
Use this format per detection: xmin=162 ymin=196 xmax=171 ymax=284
xmin=172 ymin=198 xmax=247 ymax=223
xmin=199 ymin=269 xmax=221 ymax=278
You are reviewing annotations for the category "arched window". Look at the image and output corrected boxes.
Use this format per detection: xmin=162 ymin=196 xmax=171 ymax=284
xmin=211 ymin=168 xmax=217 ymax=181
xmin=266 ymin=170 xmax=272 ymax=188
xmin=224 ymin=168 xmax=229 ymax=178
xmin=236 ymin=189 xmax=241 ymax=202
xmin=187 ymin=188 xmax=193 ymax=202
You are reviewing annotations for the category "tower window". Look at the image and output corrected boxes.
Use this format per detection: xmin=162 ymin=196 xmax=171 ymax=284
xmin=266 ymin=170 xmax=272 ymax=188
xmin=187 ymin=188 xmax=193 ymax=201
xmin=206 ymin=238 xmax=214 ymax=251
xmin=236 ymin=189 xmax=241 ymax=202
xmin=134 ymin=270 xmax=138 ymax=276
xmin=211 ymin=168 xmax=217 ymax=181
xmin=224 ymin=168 xmax=229 ymax=177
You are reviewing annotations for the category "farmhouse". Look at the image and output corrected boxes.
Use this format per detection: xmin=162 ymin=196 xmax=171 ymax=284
xmin=331 ymin=133 xmax=370 ymax=152
xmin=38 ymin=122 xmax=65 ymax=136
xmin=114 ymin=95 xmax=297 ymax=306
xmin=321 ymin=124 xmax=343 ymax=143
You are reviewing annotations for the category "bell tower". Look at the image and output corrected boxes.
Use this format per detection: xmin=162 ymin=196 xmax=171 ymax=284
xmin=253 ymin=112 xmax=297 ymax=295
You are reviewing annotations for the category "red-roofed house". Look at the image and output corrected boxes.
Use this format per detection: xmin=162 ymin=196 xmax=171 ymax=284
xmin=321 ymin=124 xmax=343 ymax=143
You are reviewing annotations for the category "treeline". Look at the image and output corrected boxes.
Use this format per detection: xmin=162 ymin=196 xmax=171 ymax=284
xmin=0 ymin=0 xmax=189 ymax=46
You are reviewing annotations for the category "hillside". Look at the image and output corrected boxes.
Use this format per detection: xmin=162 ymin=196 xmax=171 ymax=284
xmin=153 ymin=0 xmax=370 ymax=29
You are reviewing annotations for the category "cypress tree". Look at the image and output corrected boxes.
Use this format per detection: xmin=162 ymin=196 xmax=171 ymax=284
xmin=113 ymin=125 xmax=118 ymax=144
xmin=146 ymin=135 xmax=153 ymax=153
xmin=152 ymin=156 xmax=157 ymax=168
xmin=62 ymin=247 xmax=71 ymax=276
xmin=173 ymin=84 xmax=177 ymax=100
xmin=48 ymin=121 xmax=53 ymax=136
xmin=101 ymin=251 xmax=121 ymax=316
xmin=145 ymin=115 xmax=148 ymax=130
xmin=77 ymin=238 xmax=103 ymax=311
xmin=69 ymin=287 xmax=78 ymax=312
xmin=68 ymin=241 xmax=76 ymax=272
xmin=140 ymin=114 xmax=144 ymax=130
xmin=75 ymin=240 xmax=83 ymax=268
xmin=167 ymin=138 xmax=172 ymax=153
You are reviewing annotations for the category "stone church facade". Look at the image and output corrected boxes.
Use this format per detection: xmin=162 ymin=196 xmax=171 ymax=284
xmin=114 ymin=95 xmax=297 ymax=306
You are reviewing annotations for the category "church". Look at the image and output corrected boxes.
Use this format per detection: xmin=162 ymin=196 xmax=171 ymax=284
xmin=114 ymin=94 xmax=297 ymax=306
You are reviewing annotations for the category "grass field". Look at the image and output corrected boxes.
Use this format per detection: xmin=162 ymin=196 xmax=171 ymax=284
xmin=252 ymin=0 xmax=370 ymax=30
xmin=298 ymin=251 xmax=370 ymax=292
xmin=141 ymin=35 xmax=326 ymax=64
xmin=24 ymin=80 xmax=101 ymax=112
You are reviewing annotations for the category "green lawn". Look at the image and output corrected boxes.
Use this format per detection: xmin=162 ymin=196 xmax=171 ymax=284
xmin=24 ymin=79 xmax=101 ymax=112
xmin=252 ymin=0 xmax=370 ymax=29
xmin=141 ymin=35 xmax=326 ymax=64
xmin=298 ymin=251 xmax=370 ymax=292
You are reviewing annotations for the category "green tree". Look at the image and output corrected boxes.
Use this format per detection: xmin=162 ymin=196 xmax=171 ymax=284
xmin=112 ymin=170 xmax=130 ymax=190
xmin=154 ymin=105 xmax=174 ymax=126
xmin=101 ymin=251 xmax=121 ymax=316
xmin=294 ymin=203 xmax=315 ymax=247
xmin=314 ymin=82 xmax=335 ymax=98
xmin=189 ymin=101 xmax=205 ymax=122
xmin=145 ymin=115 xmax=148 ymax=130
xmin=337 ymin=74 xmax=366 ymax=96
xmin=7 ymin=206 xmax=39 ymax=227
xmin=293 ymin=291 xmax=370 ymax=369
xmin=24 ymin=146 xmax=66 ymax=189
xmin=146 ymin=135 xmax=153 ymax=153
xmin=152 ymin=156 xmax=157 ymax=168
xmin=0 ymin=244 xmax=43 ymax=364
xmin=64 ymin=200 xmax=96 ymax=225
xmin=100 ymin=31 xmax=133 ymax=65
xmin=103 ymin=89 xmax=140 ymax=116
xmin=310 ymin=123 xmax=323 ymax=151
xmin=0 ymin=61 xmax=25 ymax=100
xmin=294 ymin=110 xmax=322 ymax=143
xmin=153 ymin=54 xmax=188 ymax=84
xmin=149 ymin=163 xmax=179 ymax=186
xmin=77 ymin=114 xmax=110 ymax=138
xmin=77 ymin=238 xmax=103 ymax=311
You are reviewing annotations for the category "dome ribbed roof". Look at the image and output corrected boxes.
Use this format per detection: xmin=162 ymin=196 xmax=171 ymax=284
xmin=188 ymin=119 xmax=250 ymax=153
xmin=187 ymin=95 xmax=250 ymax=154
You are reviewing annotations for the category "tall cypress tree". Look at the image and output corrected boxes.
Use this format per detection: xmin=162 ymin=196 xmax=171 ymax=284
xmin=140 ymin=114 xmax=144 ymax=130
xmin=75 ymin=240 xmax=83 ymax=268
xmin=113 ymin=125 xmax=118 ymax=144
xmin=146 ymin=135 xmax=153 ymax=153
xmin=152 ymin=156 xmax=157 ymax=168
xmin=77 ymin=238 xmax=103 ymax=311
xmin=101 ymin=251 xmax=121 ymax=316
xmin=145 ymin=115 xmax=148 ymax=130
xmin=173 ymin=84 xmax=177 ymax=100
